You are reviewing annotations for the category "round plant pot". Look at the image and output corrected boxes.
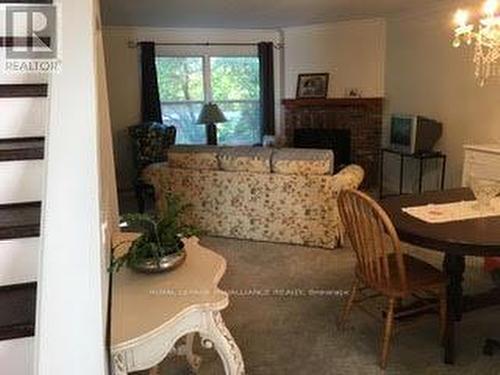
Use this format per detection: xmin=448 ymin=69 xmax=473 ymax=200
xmin=129 ymin=244 xmax=186 ymax=274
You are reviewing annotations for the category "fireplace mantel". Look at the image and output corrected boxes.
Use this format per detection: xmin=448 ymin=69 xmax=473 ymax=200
xmin=281 ymin=97 xmax=384 ymax=187
xmin=282 ymin=98 xmax=384 ymax=110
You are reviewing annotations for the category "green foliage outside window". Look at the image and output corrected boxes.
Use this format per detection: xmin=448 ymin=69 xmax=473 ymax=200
xmin=156 ymin=56 xmax=261 ymax=145
xmin=210 ymin=57 xmax=260 ymax=101
xmin=156 ymin=57 xmax=204 ymax=102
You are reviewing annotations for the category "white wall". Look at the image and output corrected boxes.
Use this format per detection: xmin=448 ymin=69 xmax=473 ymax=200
xmin=103 ymin=26 xmax=282 ymax=191
xmin=386 ymin=5 xmax=500 ymax=187
xmin=35 ymin=0 xmax=114 ymax=373
xmin=103 ymin=20 xmax=389 ymax=191
xmin=282 ymin=19 xmax=386 ymax=99
xmin=96 ymin=0 xmax=120 ymax=339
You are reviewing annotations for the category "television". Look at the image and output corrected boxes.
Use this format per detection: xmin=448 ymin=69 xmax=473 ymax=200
xmin=390 ymin=114 xmax=443 ymax=154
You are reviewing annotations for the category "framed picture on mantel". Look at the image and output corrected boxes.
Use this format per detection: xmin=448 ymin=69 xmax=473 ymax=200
xmin=296 ymin=73 xmax=329 ymax=99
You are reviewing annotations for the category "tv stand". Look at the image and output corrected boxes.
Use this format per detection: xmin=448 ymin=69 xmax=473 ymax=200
xmin=379 ymin=148 xmax=447 ymax=198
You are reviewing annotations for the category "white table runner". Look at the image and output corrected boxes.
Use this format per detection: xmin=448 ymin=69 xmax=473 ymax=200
xmin=402 ymin=197 xmax=500 ymax=224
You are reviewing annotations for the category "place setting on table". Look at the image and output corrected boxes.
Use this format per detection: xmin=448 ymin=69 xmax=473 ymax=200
xmin=379 ymin=175 xmax=500 ymax=365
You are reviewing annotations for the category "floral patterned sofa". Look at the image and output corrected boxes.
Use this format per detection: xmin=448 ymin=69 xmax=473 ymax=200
xmin=143 ymin=146 xmax=364 ymax=249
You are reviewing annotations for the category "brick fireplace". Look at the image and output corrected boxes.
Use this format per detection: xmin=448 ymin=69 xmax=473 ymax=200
xmin=282 ymin=98 xmax=384 ymax=187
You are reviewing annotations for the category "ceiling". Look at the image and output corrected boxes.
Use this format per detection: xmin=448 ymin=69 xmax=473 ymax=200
xmin=100 ymin=0 xmax=449 ymax=29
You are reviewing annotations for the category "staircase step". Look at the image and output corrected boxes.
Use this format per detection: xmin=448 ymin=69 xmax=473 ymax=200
xmin=0 ymin=97 xmax=48 ymax=137
xmin=0 ymin=138 xmax=44 ymax=162
xmin=0 ymin=283 xmax=36 ymax=341
xmin=0 ymin=237 xmax=38 ymax=286
xmin=0 ymin=84 xmax=47 ymax=98
xmin=0 ymin=202 xmax=41 ymax=240
xmin=0 ymin=337 xmax=34 ymax=374
xmin=0 ymin=36 xmax=51 ymax=48
xmin=0 ymin=159 xmax=44 ymax=204
xmin=0 ymin=1 xmax=52 ymax=3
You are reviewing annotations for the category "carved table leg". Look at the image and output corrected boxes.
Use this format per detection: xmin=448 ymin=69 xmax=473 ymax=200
xmin=111 ymin=352 xmax=128 ymax=375
xmin=185 ymin=333 xmax=202 ymax=372
xmin=148 ymin=365 xmax=160 ymax=375
xmin=201 ymin=312 xmax=245 ymax=375
xmin=443 ymin=254 xmax=465 ymax=365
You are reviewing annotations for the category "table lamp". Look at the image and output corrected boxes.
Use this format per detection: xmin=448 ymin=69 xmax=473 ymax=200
xmin=197 ymin=102 xmax=227 ymax=145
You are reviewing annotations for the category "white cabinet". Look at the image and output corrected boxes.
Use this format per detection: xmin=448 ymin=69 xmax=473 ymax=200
xmin=461 ymin=144 xmax=500 ymax=278
xmin=462 ymin=144 xmax=500 ymax=186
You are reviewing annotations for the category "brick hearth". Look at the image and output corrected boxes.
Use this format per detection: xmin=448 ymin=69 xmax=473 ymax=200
xmin=282 ymin=98 xmax=384 ymax=187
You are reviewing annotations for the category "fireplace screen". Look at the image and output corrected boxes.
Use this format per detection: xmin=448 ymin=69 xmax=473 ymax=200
xmin=294 ymin=128 xmax=352 ymax=171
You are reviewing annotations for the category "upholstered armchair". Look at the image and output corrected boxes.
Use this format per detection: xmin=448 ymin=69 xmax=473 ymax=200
xmin=128 ymin=122 xmax=176 ymax=212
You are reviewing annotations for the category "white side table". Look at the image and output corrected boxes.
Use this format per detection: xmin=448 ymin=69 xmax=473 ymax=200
xmin=110 ymin=234 xmax=245 ymax=374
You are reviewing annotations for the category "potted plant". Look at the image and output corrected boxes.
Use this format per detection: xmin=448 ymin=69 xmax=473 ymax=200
xmin=110 ymin=193 xmax=198 ymax=274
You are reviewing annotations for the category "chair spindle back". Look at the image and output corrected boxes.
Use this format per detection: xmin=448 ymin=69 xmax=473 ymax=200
xmin=338 ymin=189 xmax=408 ymax=292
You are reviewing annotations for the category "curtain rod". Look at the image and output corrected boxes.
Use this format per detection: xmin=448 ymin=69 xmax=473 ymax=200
xmin=127 ymin=41 xmax=283 ymax=49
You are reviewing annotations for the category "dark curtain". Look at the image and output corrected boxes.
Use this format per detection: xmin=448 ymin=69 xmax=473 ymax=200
xmin=258 ymin=42 xmax=275 ymax=136
xmin=140 ymin=42 xmax=163 ymax=123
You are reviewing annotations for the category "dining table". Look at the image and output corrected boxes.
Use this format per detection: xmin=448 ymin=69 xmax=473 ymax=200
xmin=380 ymin=188 xmax=500 ymax=365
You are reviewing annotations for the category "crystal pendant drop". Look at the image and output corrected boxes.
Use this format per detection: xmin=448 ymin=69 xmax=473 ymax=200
xmin=452 ymin=1 xmax=500 ymax=85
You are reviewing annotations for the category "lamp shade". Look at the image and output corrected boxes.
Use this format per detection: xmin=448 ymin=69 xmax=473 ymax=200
xmin=196 ymin=102 xmax=227 ymax=124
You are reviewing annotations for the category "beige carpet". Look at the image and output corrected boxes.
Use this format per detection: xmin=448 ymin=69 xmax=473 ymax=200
xmin=135 ymin=236 xmax=500 ymax=375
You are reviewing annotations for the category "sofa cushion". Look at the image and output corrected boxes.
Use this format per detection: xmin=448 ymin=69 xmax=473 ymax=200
xmin=218 ymin=147 xmax=272 ymax=173
xmin=167 ymin=145 xmax=219 ymax=170
xmin=272 ymin=148 xmax=334 ymax=175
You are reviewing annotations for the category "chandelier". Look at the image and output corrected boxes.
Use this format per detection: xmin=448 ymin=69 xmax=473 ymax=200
xmin=453 ymin=0 xmax=500 ymax=85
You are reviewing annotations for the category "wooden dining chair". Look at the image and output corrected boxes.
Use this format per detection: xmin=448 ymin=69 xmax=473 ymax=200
xmin=337 ymin=189 xmax=447 ymax=369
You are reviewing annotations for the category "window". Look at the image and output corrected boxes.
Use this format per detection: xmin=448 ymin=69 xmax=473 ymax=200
xmin=157 ymin=55 xmax=261 ymax=145
xmin=156 ymin=57 xmax=205 ymax=144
